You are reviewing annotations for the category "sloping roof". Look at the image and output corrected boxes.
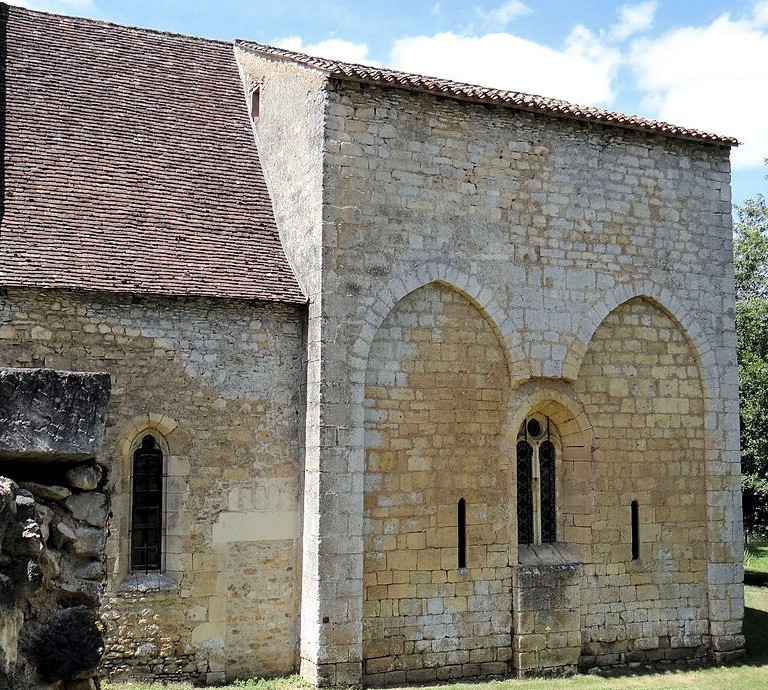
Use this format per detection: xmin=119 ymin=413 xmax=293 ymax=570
xmin=237 ymin=41 xmax=739 ymax=147
xmin=0 ymin=5 xmax=306 ymax=304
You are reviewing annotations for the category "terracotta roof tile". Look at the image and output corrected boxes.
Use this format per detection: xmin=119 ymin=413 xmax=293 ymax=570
xmin=237 ymin=41 xmax=739 ymax=147
xmin=0 ymin=5 xmax=306 ymax=304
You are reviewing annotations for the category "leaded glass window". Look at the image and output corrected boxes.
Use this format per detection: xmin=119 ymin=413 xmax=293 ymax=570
xmin=516 ymin=440 xmax=534 ymax=544
xmin=131 ymin=435 xmax=163 ymax=572
xmin=516 ymin=416 xmax=557 ymax=545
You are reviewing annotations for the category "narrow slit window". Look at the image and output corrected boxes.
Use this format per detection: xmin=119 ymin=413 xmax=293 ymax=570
xmin=516 ymin=440 xmax=534 ymax=544
xmin=457 ymin=498 xmax=467 ymax=569
xmin=250 ymin=84 xmax=261 ymax=122
xmin=631 ymin=500 xmax=640 ymax=560
xmin=131 ymin=435 xmax=163 ymax=572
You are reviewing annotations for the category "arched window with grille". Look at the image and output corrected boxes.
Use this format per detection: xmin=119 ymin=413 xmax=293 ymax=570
xmin=516 ymin=415 xmax=557 ymax=545
xmin=131 ymin=434 xmax=164 ymax=572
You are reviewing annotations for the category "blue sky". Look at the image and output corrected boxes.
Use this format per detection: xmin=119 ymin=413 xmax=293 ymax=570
xmin=11 ymin=0 xmax=768 ymax=209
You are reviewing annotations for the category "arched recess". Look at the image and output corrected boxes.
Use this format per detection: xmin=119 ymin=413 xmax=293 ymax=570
xmin=361 ymin=281 xmax=512 ymax=685
xmin=350 ymin=260 xmax=528 ymax=388
xmin=562 ymin=281 xmax=720 ymax=413
xmin=573 ymin=296 xmax=711 ymax=663
xmin=507 ymin=383 xmax=594 ymax=561
xmin=111 ymin=415 xmax=178 ymax=583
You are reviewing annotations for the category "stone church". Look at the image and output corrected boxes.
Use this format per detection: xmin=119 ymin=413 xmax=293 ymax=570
xmin=0 ymin=3 xmax=745 ymax=687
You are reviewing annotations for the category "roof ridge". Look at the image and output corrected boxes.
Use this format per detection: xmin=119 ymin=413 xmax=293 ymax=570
xmin=2 ymin=1 xmax=232 ymax=47
xmin=236 ymin=39 xmax=739 ymax=147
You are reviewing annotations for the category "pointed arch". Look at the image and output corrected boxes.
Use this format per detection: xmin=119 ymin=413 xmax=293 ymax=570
xmin=563 ymin=280 xmax=721 ymax=413
xmin=361 ymin=280 xmax=513 ymax=683
xmin=351 ymin=260 xmax=527 ymax=387
xmin=508 ymin=382 xmax=595 ymax=558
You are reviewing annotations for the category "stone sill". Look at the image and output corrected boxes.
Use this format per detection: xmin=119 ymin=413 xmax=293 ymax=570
xmin=117 ymin=572 xmax=178 ymax=593
xmin=518 ymin=543 xmax=582 ymax=568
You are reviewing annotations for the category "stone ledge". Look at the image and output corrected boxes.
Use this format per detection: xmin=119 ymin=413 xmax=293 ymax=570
xmin=117 ymin=572 xmax=178 ymax=593
xmin=517 ymin=543 xmax=582 ymax=569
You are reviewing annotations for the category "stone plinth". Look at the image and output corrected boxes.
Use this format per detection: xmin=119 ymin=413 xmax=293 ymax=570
xmin=513 ymin=547 xmax=581 ymax=677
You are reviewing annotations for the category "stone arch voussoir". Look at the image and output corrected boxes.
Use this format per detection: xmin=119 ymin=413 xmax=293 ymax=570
xmin=352 ymin=260 xmax=528 ymax=388
xmin=509 ymin=381 xmax=594 ymax=452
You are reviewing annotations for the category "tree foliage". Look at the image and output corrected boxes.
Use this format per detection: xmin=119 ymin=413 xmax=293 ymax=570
xmin=735 ymin=165 xmax=768 ymax=535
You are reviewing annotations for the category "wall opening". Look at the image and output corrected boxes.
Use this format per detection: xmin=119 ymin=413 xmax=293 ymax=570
xmin=250 ymin=84 xmax=261 ymax=122
xmin=516 ymin=415 xmax=557 ymax=545
xmin=457 ymin=497 xmax=467 ymax=569
xmin=131 ymin=434 xmax=163 ymax=573
xmin=631 ymin=500 xmax=639 ymax=561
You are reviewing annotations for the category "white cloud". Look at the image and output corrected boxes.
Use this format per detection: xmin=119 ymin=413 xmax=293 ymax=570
xmin=610 ymin=1 xmax=657 ymax=41
xmin=390 ymin=27 xmax=620 ymax=106
xmin=754 ymin=0 xmax=768 ymax=27
xmin=476 ymin=1 xmax=532 ymax=27
xmin=274 ymin=36 xmax=376 ymax=65
xmin=5 ymin=0 xmax=93 ymax=11
xmin=629 ymin=10 xmax=768 ymax=169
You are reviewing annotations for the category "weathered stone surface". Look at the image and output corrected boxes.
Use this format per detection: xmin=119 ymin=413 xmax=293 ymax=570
xmin=65 ymin=464 xmax=103 ymax=492
xmin=18 ymin=482 xmax=72 ymax=502
xmin=50 ymin=521 xmax=76 ymax=549
xmin=9 ymin=520 xmax=43 ymax=557
xmin=0 ymin=368 xmax=110 ymax=460
xmin=39 ymin=548 xmax=61 ymax=580
xmin=71 ymin=526 xmax=107 ymax=557
xmin=14 ymin=492 xmax=35 ymax=520
xmin=64 ymin=493 xmax=108 ymax=529
xmin=75 ymin=560 xmax=106 ymax=581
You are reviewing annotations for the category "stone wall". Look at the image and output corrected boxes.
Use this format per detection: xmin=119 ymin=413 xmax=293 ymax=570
xmin=0 ymin=288 xmax=305 ymax=684
xmin=234 ymin=48 xmax=332 ymax=687
xmin=363 ymin=284 xmax=511 ymax=685
xmin=574 ymin=297 xmax=714 ymax=667
xmin=0 ymin=367 xmax=111 ymax=690
xmin=281 ymin=74 xmax=741 ymax=683
xmin=513 ymin=551 xmax=581 ymax=676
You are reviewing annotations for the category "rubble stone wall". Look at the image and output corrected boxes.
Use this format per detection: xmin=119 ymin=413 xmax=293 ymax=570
xmin=0 ymin=367 xmax=110 ymax=690
xmin=0 ymin=289 xmax=305 ymax=684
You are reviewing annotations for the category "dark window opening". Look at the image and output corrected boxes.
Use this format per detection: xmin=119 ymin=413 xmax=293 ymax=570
xmin=517 ymin=416 xmax=557 ymax=546
xmin=457 ymin=498 xmax=467 ymax=569
xmin=631 ymin=500 xmax=640 ymax=560
xmin=131 ymin=434 xmax=163 ymax=573
xmin=516 ymin=440 xmax=534 ymax=544
xmin=250 ymin=85 xmax=261 ymax=122
xmin=540 ymin=439 xmax=556 ymax=543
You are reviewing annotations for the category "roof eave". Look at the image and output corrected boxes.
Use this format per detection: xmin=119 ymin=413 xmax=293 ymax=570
xmin=236 ymin=40 xmax=739 ymax=149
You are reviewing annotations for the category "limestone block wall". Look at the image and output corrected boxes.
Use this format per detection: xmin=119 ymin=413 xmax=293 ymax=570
xmin=281 ymin=73 xmax=741 ymax=682
xmin=512 ymin=557 xmax=581 ymax=676
xmin=363 ymin=284 xmax=511 ymax=685
xmin=574 ymin=297 xmax=712 ymax=666
xmin=0 ymin=288 xmax=305 ymax=684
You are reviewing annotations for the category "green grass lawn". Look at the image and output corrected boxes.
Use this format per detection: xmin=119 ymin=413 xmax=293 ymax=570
xmin=745 ymin=539 xmax=768 ymax=584
xmin=105 ymin=551 xmax=768 ymax=690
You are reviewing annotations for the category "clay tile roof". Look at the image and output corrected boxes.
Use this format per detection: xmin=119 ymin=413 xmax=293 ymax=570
xmin=0 ymin=5 xmax=306 ymax=304
xmin=237 ymin=41 xmax=739 ymax=147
